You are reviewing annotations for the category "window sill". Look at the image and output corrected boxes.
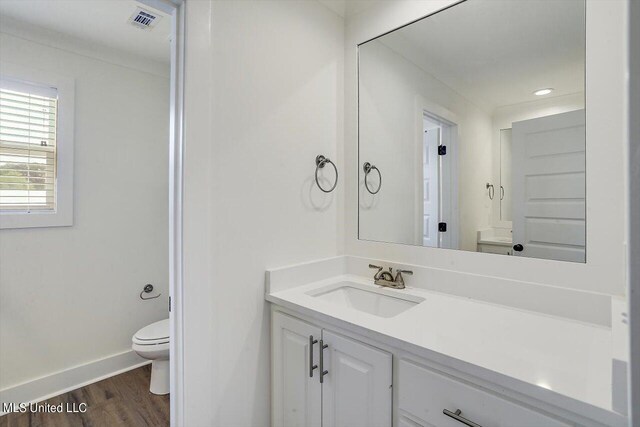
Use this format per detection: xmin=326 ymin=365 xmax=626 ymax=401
xmin=0 ymin=210 xmax=73 ymax=230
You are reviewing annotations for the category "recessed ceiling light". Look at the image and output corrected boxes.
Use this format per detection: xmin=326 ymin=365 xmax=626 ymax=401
xmin=534 ymin=88 xmax=554 ymax=96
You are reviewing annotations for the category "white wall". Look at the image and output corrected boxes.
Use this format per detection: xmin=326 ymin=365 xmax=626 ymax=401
xmin=182 ymin=1 xmax=343 ymax=425
xmin=344 ymin=0 xmax=629 ymax=303
xmin=179 ymin=0 xmax=628 ymax=424
xmin=359 ymin=39 xmax=493 ymax=251
xmin=0 ymin=31 xmax=169 ymax=390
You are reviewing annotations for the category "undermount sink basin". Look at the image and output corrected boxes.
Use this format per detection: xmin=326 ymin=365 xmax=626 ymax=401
xmin=308 ymin=281 xmax=424 ymax=318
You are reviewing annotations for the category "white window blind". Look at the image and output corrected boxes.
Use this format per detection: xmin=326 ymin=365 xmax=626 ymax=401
xmin=0 ymin=80 xmax=58 ymax=212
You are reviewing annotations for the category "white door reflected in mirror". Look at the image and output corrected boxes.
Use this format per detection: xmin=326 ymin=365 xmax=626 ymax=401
xmin=512 ymin=110 xmax=586 ymax=262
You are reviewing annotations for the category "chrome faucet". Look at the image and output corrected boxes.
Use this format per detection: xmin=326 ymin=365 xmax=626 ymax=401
xmin=368 ymin=264 xmax=413 ymax=289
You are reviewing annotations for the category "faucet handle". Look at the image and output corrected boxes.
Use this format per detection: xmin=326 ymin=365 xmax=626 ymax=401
xmin=394 ymin=269 xmax=413 ymax=283
xmin=369 ymin=264 xmax=384 ymax=280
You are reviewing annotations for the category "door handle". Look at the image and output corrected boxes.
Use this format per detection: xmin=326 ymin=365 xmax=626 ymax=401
xmin=309 ymin=335 xmax=318 ymax=377
xmin=319 ymin=339 xmax=329 ymax=383
xmin=513 ymin=244 xmax=524 ymax=252
xmin=443 ymin=409 xmax=483 ymax=427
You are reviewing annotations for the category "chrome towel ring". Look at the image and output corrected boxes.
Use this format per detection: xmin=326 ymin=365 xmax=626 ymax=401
xmin=486 ymin=183 xmax=494 ymax=200
xmin=363 ymin=162 xmax=382 ymax=194
xmin=315 ymin=155 xmax=338 ymax=193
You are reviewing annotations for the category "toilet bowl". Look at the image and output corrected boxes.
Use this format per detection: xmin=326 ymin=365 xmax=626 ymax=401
xmin=132 ymin=318 xmax=170 ymax=395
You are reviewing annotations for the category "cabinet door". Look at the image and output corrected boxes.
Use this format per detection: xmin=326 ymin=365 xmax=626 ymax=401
xmin=321 ymin=331 xmax=392 ymax=427
xmin=272 ymin=312 xmax=322 ymax=427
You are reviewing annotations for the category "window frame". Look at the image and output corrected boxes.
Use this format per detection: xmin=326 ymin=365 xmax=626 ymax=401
xmin=0 ymin=63 xmax=74 ymax=229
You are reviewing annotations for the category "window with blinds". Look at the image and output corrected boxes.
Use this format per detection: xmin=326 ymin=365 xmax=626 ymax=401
xmin=0 ymin=80 xmax=58 ymax=212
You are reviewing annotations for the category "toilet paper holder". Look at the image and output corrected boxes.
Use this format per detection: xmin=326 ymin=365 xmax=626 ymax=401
xmin=140 ymin=284 xmax=161 ymax=300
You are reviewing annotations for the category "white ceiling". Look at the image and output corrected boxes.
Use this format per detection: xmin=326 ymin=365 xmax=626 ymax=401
xmin=0 ymin=0 xmax=171 ymax=64
xmin=1 ymin=0 xmax=584 ymax=109
xmin=317 ymin=0 xmax=379 ymax=18
xmin=373 ymin=0 xmax=585 ymax=112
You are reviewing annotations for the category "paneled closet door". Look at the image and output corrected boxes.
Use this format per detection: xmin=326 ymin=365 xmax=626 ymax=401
xmin=321 ymin=331 xmax=392 ymax=427
xmin=511 ymin=109 xmax=586 ymax=262
xmin=272 ymin=312 xmax=322 ymax=427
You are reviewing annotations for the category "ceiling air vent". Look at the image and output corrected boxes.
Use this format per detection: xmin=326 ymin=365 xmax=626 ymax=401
xmin=129 ymin=7 xmax=161 ymax=30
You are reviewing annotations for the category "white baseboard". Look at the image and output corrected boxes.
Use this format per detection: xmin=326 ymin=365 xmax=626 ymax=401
xmin=0 ymin=350 xmax=149 ymax=415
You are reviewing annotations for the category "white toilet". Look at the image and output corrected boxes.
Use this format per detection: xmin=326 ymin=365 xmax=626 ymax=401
xmin=132 ymin=318 xmax=170 ymax=395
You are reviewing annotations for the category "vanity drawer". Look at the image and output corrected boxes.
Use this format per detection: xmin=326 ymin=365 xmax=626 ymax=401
xmin=477 ymin=243 xmax=512 ymax=256
xmin=398 ymin=360 xmax=571 ymax=427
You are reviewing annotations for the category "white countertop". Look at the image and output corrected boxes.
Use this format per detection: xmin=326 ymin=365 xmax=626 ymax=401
xmin=477 ymin=237 xmax=513 ymax=246
xmin=266 ymin=273 xmax=625 ymax=426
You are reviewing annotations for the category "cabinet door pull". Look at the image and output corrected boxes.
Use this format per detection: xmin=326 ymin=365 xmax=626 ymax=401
xmin=319 ymin=339 xmax=329 ymax=383
xmin=443 ymin=409 xmax=482 ymax=427
xmin=309 ymin=335 xmax=318 ymax=377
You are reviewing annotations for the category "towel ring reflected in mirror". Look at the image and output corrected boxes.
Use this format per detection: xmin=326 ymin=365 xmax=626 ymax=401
xmin=363 ymin=162 xmax=382 ymax=194
xmin=315 ymin=154 xmax=338 ymax=193
xmin=486 ymin=183 xmax=494 ymax=200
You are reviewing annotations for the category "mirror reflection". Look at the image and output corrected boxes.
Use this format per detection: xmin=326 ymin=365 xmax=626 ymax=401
xmin=358 ymin=0 xmax=586 ymax=262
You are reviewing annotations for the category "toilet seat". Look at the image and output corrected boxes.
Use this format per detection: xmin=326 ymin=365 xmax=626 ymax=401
xmin=133 ymin=319 xmax=169 ymax=345
xmin=133 ymin=337 xmax=169 ymax=345
xmin=132 ymin=318 xmax=170 ymax=395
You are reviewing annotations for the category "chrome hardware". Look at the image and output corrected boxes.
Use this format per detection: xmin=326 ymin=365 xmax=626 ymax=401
xmin=363 ymin=162 xmax=382 ymax=194
xmin=315 ymin=155 xmax=338 ymax=193
xmin=369 ymin=264 xmax=383 ymax=276
xmin=500 ymin=185 xmax=504 ymax=200
xmin=319 ymin=339 xmax=329 ymax=383
xmin=443 ymin=409 xmax=483 ymax=427
xmin=393 ymin=269 xmax=413 ymax=288
xmin=368 ymin=264 xmax=392 ymax=281
xmin=369 ymin=264 xmax=412 ymax=289
xmin=140 ymin=283 xmax=161 ymax=300
xmin=486 ymin=183 xmax=494 ymax=200
xmin=309 ymin=335 xmax=318 ymax=377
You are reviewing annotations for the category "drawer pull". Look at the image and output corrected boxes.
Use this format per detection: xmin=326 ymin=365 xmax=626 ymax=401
xmin=443 ymin=409 xmax=483 ymax=427
xmin=319 ymin=339 xmax=329 ymax=383
xmin=309 ymin=335 xmax=318 ymax=378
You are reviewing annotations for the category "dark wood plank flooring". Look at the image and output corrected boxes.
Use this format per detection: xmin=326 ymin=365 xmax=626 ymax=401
xmin=0 ymin=365 xmax=169 ymax=427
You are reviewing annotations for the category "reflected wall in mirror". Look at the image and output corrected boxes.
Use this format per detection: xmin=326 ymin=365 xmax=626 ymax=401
xmin=358 ymin=0 xmax=586 ymax=262
xmin=499 ymin=128 xmax=512 ymax=222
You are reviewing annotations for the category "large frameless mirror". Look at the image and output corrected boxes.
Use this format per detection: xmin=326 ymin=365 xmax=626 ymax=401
xmin=358 ymin=0 xmax=586 ymax=262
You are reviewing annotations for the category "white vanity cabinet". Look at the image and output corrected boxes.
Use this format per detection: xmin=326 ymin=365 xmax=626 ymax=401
xmin=271 ymin=312 xmax=392 ymax=427
xmin=477 ymin=242 xmax=512 ymax=256
xmin=398 ymin=359 xmax=571 ymax=427
xmin=272 ymin=311 xmax=322 ymax=427
xmin=271 ymin=308 xmax=584 ymax=427
xmin=322 ymin=330 xmax=393 ymax=427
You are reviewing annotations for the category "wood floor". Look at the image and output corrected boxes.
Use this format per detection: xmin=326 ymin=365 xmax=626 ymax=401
xmin=0 ymin=365 xmax=169 ymax=427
